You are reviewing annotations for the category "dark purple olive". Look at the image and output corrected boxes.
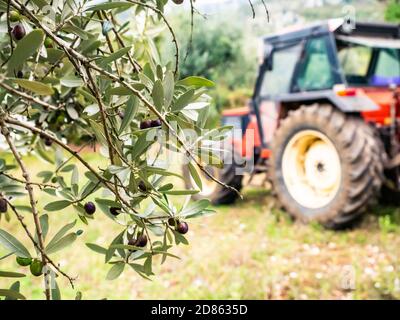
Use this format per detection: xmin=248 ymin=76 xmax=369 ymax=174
xmin=140 ymin=120 xmax=152 ymax=130
xmin=12 ymin=24 xmax=26 ymax=40
xmin=109 ymin=207 xmax=121 ymax=216
xmin=44 ymin=137 xmax=53 ymax=147
xmin=168 ymin=218 xmax=176 ymax=227
xmin=84 ymin=202 xmax=96 ymax=215
xmin=176 ymin=221 xmax=189 ymax=234
xmin=151 ymin=119 xmax=162 ymax=128
xmin=0 ymin=198 xmax=8 ymax=213
xmin=128 ymin=238 xmax=137 ymax=247
xmin=16 ymin=70 xmax=23 ymax=78
xmin=135 ymin=234 xmax=148 ymax=247
xmin=138 ymin=181 xmax=148 ymax=192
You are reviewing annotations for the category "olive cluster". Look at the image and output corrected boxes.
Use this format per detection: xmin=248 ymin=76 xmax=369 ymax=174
xmin=16 ymin=256 xmax=44 ymax=277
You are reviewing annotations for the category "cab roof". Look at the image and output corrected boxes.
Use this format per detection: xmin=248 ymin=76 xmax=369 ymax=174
xmin=263 ymin=19 xmax=400 ymax=46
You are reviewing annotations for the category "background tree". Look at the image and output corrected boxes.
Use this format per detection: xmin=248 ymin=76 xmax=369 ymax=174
xmin=0 ymin=0 xmax=233 ymax=300
xmin=385 ymin=0 xmax=400 ymax=21
xmin=161 ymin=7 xmax=260 ymax=129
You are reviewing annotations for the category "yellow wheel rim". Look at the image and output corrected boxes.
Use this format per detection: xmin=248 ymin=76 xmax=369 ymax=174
xmin=282 ymin=130 xmax=342 ymax=209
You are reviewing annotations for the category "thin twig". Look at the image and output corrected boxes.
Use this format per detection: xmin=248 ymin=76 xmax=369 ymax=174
xmin=0 ymin=81 xmax=61 ymax=111
xmin=108 ymin=11 xmax=141 ymax=73
xmin=125 ymin=0 xmax=179 ymax=76
xmin=184 ymin=0 xmax=195 ymax=62
xmin=6 ymin=0 xmax=14 ymax=53
xmin=4 ymin=199 xmax=76 ymax=289
xmin=248 ymin=0 xmax=256 ymax=18
xmin=261 ymin=0 xmax=270 ymax=22
xmin=0 ymin=171 xmax=57 ymax=189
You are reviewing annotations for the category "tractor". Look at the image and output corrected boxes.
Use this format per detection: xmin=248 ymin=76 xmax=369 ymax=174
xmin=183 ymin=19 xmax=400 ymax=229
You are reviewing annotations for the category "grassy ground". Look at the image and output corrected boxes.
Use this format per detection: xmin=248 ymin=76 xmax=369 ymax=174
xmin=1 ymin=154 xmax=400 ymax=300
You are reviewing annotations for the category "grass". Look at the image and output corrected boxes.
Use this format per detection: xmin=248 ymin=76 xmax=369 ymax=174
xmin=1 ymin=154 xmax=400 ymax=300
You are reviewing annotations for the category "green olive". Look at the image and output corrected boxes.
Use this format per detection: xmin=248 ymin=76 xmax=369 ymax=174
xmin=16 ymin=256 xmax=32 ymax=267
xmin=9 ymin=11 xmax=21 ymax=23
xmin=30 ymin=259 xmax=44 ymax=277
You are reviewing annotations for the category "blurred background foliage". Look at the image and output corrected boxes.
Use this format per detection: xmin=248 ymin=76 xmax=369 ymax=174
xmin=385 ymin=0 xmax=400 ymax=22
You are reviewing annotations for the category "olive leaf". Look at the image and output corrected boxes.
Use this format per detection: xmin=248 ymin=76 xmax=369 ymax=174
xmin=188 ymin=162 xmax=203 ymax=190
xmin=152 ymin=80 xmax=164 ymax=111
xmin=5 ymin=281 xmax=22 ymax=301
xmin=119 ymin=96 xmax=139 ymax=134
xmin=86 ymin=2 xmax=132 ymax=11
xmin=0 ymin=229 xmax=31 ymax=258
xmin=171 ymin=89 xmax=195 ymax=112
xmin=0 ymin=289 xmax=26 ymax=300
xmin=0 ymin=271 xmax=26 ymax=278
xmin=177 ymin=76 xmax=215 ymax=88
xmin=44 ymin=200 xmax=72 ymax=212
xmin=86 ymin=243 xmax=107 ymax=255
xmin=46 ymin=220 xmax=77 ymax=250
xmin=106 ymin=262 xmax=125 ymax=280
xmin=45 ymin=233 xmax=77 ymax=255
xmin=7 ymin=29 xmax=45 ymax=74
xmin=11 ymin=79 xmax=54 ymax=95
xmin=98 ymin=47 xmax=131 ymax=66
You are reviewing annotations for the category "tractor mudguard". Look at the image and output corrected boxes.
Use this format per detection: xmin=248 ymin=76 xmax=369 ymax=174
xmin=276 ymin=90 xmax=380 ymax=113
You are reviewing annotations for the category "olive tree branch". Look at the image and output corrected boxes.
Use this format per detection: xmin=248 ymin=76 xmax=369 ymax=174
xmin=184 ymin=0 xmax=195 ymax=62
xmin=97 ymin=11 xmax=121 ymax=77
xmin=86 ymin=64 xmax=242 ymax=198
xmin=6 ymin=0 xmax=14 ymax=53
xmin=0 ymin=120 xmax=51 ymax=300
xmin=0 ymin=171 xmax=57 ymax=189
xmin=11 ymin=0 xmax=241 ymax=197
xmin=84 ymin=68 xmax=155 ymax=252
xmin=0 ymin=80 xmax=61 ymax=111
xmin=4 ymin=117 xmax=117 ymax=196
xmin=84 ymin=66 xmax=125 ymax=205
xmin=40 ymin=12 xmax=97 ymax=81
xmin=3 ymin=116 xmax=140 ymax=214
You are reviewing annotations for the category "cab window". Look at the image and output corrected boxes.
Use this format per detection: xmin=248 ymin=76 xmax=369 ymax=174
xmin=294 ymin=37 xmax=336 ymax=91
xmin=375 ymin=48 xmax=400 ymax=78
xmin=259 ymin=43 xmax=303 ymax=97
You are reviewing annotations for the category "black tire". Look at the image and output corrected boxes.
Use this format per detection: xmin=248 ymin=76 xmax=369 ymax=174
xmin=182 ymin=155 xmax=243 ymax=205
xmin=380 ymin=169 xmax=400 ymax=205
xmin=269 ymin=104 xmax=383 ymax=229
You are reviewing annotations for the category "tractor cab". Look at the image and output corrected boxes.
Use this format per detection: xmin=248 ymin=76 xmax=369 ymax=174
xmin=254 ymin=19 xmax=400 ymax=147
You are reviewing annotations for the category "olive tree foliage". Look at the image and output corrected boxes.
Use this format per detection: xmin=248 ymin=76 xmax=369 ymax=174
xmin=0 ymin=0 xmax=237 ymax=300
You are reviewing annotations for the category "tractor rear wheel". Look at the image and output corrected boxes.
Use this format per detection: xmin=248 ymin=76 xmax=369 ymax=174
xmin=269 ymin=104 xmax=383 ymax=229
xmin=182 ymin=154 xmax=243 ymax=205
